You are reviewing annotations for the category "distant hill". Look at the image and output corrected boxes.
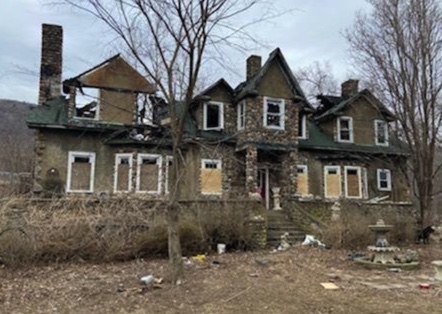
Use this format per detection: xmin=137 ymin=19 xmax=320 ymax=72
xmin=0 ymin=99 xmax=35 ymax=172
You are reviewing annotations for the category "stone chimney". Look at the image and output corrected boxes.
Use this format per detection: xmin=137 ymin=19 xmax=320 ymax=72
xmin=341 ymin=79 xmax=359 ymax=98
xmin=38 ymin=24 xmax=63 ymax=106
xmin=246 ymin=55 xmax=261 ymax=80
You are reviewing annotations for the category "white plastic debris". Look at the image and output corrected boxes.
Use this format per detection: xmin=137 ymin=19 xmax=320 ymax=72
xmin=140 ymin=275 xmax=155 ymax=286
xmin=302 ymin=234 xmax=326 ymax=247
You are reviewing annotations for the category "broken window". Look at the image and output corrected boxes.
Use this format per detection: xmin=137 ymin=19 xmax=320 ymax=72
xmin=324 ymin=166 xmax=341 ymax=198
xmin=74 ymin=88 xmax=100 ymax=119
xmin=67 ymin=151 xmax=95 ymax=192
xmin=264 ymin=97 xmax=285 ymax=130
xmin=337 ymin=116 xmax=353 ymax=142
xmin=375 ymin=120 xmax=389 ymax=146
xmin=201 ymin=159 xmax=222 ymax=195
xmin=296 ymin=165 xmax=309 ymax=196
xmin=237 ymin=101 xmax=245 ymax=130
xmin=298 ymin=114 xmax=306 ymax=139
xmin=137 ymin=93 xmax=153 ymax=125
xmin=377 ymin=169 xmax=391 ymax=191
xmin=136 ymin=154 xmax=162 ymax=194
xmin=344 ymin=166 xmax=361 ymax=198
xmin=204 ymin=102 xmax=224 ymax=130
xmin=114 ymin=154 xmax=133 ymax=192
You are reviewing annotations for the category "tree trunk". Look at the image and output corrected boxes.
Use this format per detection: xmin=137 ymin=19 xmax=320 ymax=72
xmin=167 ymin=201 xmax=183 ymax=284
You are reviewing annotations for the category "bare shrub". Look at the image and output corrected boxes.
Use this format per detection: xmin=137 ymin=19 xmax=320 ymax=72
xmin=322 ymin=203 xmax=416 ymax=250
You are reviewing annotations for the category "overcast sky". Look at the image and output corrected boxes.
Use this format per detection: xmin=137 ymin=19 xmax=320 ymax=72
xmin=0 ymin=0 xmax=372 ymax=104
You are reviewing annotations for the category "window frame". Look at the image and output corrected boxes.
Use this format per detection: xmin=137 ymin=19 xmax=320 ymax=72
xmin=203 ymin=101 xmax=224 ymax=130
xmin=298 ymin=113 xmax=307 ymax=139
xmin=377 ymin=169 xmax=392 ymax=191
xmin=113 ymin=153 xmax=133 ymax=193
xmin=374 ymin=119 xmax=389 ymax=146
xmin=66 ymin=151 xmax=96 ymax=193
xmin=237 ymin=100 xmax=246 ymax=130
xmin=136 ymin=153 xmax=163 ymax=194
xmin=337 ymin=116 xmax=353 ymax=143
xmin=201 ymin=158 xmax=222 ymax=195
xmin=344 ymin=166 xmax=362 ymax=199
xmin=74 ymin=88 xmax=100 ymax=121
xmin=324 ymin=165 xmax=341 ymax=199
xmin=165 ymin=156 xmax=173 ymax=195
xmin=263 ymin=97 xmax=285 ymax=130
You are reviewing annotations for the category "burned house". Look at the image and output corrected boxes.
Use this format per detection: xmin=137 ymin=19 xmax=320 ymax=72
xmin=27 ymin=24 xmax=410 ymax=210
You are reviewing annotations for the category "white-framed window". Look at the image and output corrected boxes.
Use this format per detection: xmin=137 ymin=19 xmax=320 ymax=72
xmin=298 ymin=113 xmax=307 ymax=139
xmin=74 ymin=88 xmax=100 ymax=120
xmin=344 ymin=166 xmax=362 ymax=199
xmin=237 ymin=101 xmax=245 ymax=130
xmin=297 ymin=165 xmax=309 ymax=196
xmin=165 ymin=156 xmax=173 ymax=194
xmin=324 ymin=165 xmax=341 ymax=198
xmin=67 ymin=151 xmax=96 ymax=193
xmin=114 ymin=153 xmax=133 ymax=192
xmin=136 ymin=154 xmax=162 ymax=194
xmin=337 ymin=116 xmax=353 ymax=143
xmin=377 ymin=169 xmax=392 ymax=191
xmin=263 ymin=97 xmax=285 ymax=130
xmin=203 ymin=102 xmax=224 ymax=130
xmin=375 ymin=119 xmax=389 ymax=146
xmin=201 ymin=159 xmax=222 ymax=195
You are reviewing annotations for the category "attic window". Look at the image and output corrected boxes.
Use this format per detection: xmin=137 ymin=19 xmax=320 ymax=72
xmin=337 ymin=116 xmax=353 ymax=143
xmin=375 ymin=120 xmax=389 ymax=146
xmin=137 ymin=94 xmax=153 ymax=125
xmin=75 ymin=88 xmax=100 ymax=120
xmin=203 ymin=102 xmax=224 ymax=130
xmin=298 ymin=114 xmax=306 ymax=139
xmin=264 ymin=97 xmax=285 ymax=130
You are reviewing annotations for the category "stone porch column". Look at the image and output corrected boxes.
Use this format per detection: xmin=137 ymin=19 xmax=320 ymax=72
xmin=280 ymin=151 xmax=297 ymax=204
xmin=245 ymin=146 xmax=258 ymax=197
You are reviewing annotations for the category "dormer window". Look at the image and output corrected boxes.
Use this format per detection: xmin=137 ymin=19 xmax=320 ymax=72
xmin=337 ymin=116 xmax=353 ymax=143
xmin=237 ymin=101 xmax=245 ymax=130
xmin=298 ymin=113 xmax=306 ymax=139
xmin=203 ymin=102 xmax=224 ymax=130
xmin=375 ymin=120 xmax=389 ymax=146
xmin=264 ymin=97 xmax=285 ymax=130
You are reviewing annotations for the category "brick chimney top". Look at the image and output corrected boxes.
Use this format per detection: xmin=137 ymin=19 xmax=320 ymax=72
xmin=246 ymin=55 xmax=261 ymax=80
xmin=341 ymin=79 xmax=359 ymax=98
xmin=38 ymin=24 xmax=63 ymax=105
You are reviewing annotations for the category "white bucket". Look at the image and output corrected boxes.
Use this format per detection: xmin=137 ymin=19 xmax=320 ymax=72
xmin=217 ymin=243 xmax=226 ymax=254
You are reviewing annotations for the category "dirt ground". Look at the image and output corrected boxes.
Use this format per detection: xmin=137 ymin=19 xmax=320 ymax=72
xmin=1 ymin=245 xmax=442 ymax=314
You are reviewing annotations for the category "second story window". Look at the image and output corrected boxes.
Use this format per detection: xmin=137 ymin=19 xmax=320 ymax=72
xmin=264 ymin=97 xmax=285 ymax=130
xmin=298 ymin=113 xmax=306 ymax=139
xmin=337 ymin=116 xmax=353 ymax=143
xmin=375 ymin=120 xmax=389 ymax=146
xmin=74 ymin=88 xmax=100 ymax=120
xmin=237 ymin=101 xmax=245 ymax=130
xmin=203 ymin=102 xmax=224 ymax=130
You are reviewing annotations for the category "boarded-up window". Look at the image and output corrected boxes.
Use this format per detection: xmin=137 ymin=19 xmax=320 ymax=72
xmin=136 ymin=154 xmax=162 ymax=194
xmin=67 ymin=152 xmax=95 ymax=192
xmin=297 ymin=165 xmax=309 ymax=196
xmin=114 ymin=154 xmax=133 ymax=192
xmin=324 ymin=166 xmax=341 ymax=198
xmin=201 ymin=159 xmax=222 ymax=195
xmin=344 ymin=166 xmax=361 ymax=198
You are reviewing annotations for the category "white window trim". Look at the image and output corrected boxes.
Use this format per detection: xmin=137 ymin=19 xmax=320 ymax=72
xmin=263 ymin=97 xmax=285 ymax=130
xmin=165 ymin=156 xmax=173 ymax=194
xmin=374 ymin=119 xmax=389 ymax=146
xmin=344 ymin=166 xmax=362 ymax=199
xmin=324 ymin=165 xmax=341 ymax=199
xmin=337 ymin=116 xmax=353 ymax=143
xmin=136 ymin=153 xmax=163 ymax=194
xmin=201 ymin=159 xmax=222 ymax=195
xmin=297 ymin=165 xmax=308 ymax=174
xmin=237 ymin=101 xmax=246 ymax=131
xmin=113 ymin=153 xmax=133 ymax=193
xmin=66 ymin=151 xmax=96 ymax=193
xmin=377 ymin=169 xmax=392 ymax=191
xmin=298 ymin=114 xmax=307 ymax=139
xmin=203 ymin=101 xmax=224 ymax=130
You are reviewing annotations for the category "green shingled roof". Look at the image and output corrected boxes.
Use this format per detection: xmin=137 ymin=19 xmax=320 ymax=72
xmin=26 ymin=97 xmax=69 ymax=126
xmin=299 ymin=121 xmax=408 ymax=155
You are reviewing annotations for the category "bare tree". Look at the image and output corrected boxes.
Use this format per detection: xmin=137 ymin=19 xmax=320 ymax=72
xmin=345 ymin=0 xmax=442 ymax=228
xmin=51 ymin=0 xmax=275 ymax=284
xmin=294 ymin=61 xmax=339 ymax=103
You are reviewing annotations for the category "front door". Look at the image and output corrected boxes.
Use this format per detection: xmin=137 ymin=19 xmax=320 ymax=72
xmin=258 ymin=168 xmax=270 ymax=209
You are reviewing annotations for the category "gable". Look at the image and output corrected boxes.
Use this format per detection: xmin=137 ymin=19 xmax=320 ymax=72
xmin=257 ymin=60 xmax=293 ymax=99
xmin=76 ymin=56 xmax=155 ymax=93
